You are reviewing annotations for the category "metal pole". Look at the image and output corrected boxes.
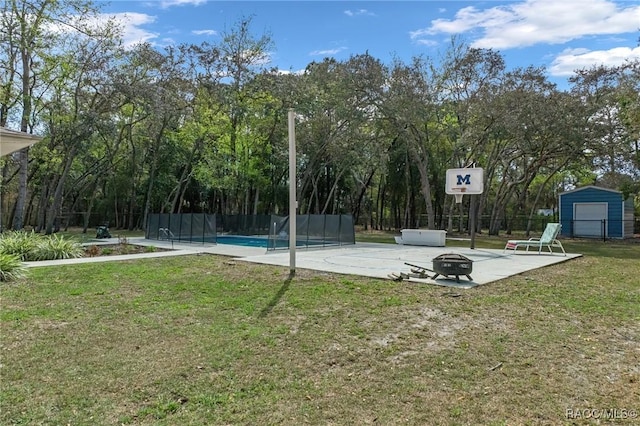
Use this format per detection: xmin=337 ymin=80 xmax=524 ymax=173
xmin=288 ymin=109 xmax=297 ymax=274
xmin=470 ymin=194 xmax=476 ymax=249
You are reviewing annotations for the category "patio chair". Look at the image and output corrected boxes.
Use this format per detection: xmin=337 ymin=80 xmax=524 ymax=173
xmin=503 ymin=223 xmax=566 ymax=255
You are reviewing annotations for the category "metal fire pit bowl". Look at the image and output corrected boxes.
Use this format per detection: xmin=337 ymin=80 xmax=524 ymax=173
xmin=432 ymin=253 xmax=473 ymax=282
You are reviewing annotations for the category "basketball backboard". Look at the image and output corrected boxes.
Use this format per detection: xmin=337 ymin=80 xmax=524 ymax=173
xmin=446 ymin=168 xmax=484 ymax=195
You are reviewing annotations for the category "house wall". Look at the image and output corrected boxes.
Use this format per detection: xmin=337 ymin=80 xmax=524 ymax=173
xmin=559 ymin=187 xmax=623 ymax=238
xmin=623 ymin=198 xmax=635 ymax=239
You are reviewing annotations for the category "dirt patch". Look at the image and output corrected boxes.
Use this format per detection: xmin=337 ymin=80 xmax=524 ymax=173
xmin=83 ymin=243 xmax=169 ymax=257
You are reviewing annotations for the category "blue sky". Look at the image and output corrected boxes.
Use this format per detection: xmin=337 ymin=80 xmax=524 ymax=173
xmin=102 ymin=0 xmax=640 ymax=88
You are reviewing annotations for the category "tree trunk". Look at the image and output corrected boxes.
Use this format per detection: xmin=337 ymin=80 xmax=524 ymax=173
xmin=45 ymin=147 xmax=77 ymax=234
xmin=416 ymin=166 xmax=435 ymax=229
xmin=142 ymin=135 xmax=162 ymax=231
xmin=83 ymin=196 xmax=95 ymax=233
xmin=321 ymin=168 xmax=346 ymax=214
xmin=113 ymin=191 xmax=119 ymax=229
xmin=13 ymin=150 xmax=28 ymax=229
xmin=35 ymin=176 xmax=55 ymax=232
xmin=128 ymin=188 xmax=136 ymax=230
xmin=352 ymin=170 xmax=374 ymax=225
xmin=253 ymin=186 xmax=259 ymax=215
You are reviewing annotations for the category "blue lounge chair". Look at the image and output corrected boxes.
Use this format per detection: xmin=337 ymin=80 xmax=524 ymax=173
xmin=503 ymin=223 xmax=566 ymax=255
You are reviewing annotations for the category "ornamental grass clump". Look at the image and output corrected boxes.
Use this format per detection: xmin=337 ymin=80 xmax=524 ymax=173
xmin=0 ymin=230 xmax=39 ymax=261
xmin=0 ymin=231 xmax=83 ymax=261
xmin=32 ymin=234 xmax=84 ymax=260
xmin=0 ymin=253 xmax=26 ymax=282
xmin=0 ymin=231 xmax=81 ymax=282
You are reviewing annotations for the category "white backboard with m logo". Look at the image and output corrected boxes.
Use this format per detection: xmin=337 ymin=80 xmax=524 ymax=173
xmin=446 ymin=168 xmax=484 ymax=195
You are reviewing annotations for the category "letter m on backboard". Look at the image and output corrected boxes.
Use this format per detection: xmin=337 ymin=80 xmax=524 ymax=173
xmin=456 ymin=174 xmax=471 ymax=185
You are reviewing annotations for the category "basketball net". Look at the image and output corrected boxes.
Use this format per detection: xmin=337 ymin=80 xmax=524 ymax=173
xmin=452 ymin=187 xmax=466 ymax=204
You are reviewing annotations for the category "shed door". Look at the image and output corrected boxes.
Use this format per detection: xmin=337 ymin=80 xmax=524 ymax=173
xmin=574 ymin=203 xmax=608 ymax=237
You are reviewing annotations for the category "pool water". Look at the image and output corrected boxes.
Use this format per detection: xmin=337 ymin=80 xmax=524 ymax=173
xmin=215 ymin=235 xmax=323 ymax=248
xmin=216 ymin=235 xmax=274 ymax=248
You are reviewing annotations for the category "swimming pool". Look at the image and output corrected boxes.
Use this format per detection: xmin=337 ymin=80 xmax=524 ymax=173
xmin=215 ymin=235 xmax=324 ymax=248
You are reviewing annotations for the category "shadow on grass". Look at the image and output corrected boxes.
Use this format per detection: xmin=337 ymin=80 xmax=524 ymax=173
xmin=562 ymin=239 xmax=640 ymax=260
xmin=258 ymin=271 xmax=294 ymax=318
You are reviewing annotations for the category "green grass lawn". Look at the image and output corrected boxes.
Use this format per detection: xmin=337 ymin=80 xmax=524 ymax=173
xmin=1 ymin=233 xmax=639 ymax=425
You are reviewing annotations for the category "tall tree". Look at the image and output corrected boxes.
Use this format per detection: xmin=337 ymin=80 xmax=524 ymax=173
xmin=296 ymin=54 xmax=387 ymax=216
xmin=1 ymin=0 xmax=113 ymax=229
xmin=569 ymin=63 xmax=640 ymax=188
xmin=484 ymin=69 xmax=582 ymax=235
xmin=187 ymin=16 xmax=274 ymax=214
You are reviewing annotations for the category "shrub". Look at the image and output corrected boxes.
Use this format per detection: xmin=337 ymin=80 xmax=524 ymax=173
xmin=0 ymin=253 xmax=26 ymax=281
xmin=145 ymin=245 xmax=157 ymax=253
xmin=0 ymin=231 xmax=39 ymax=261
xmin=84 ymin=245 xmax=101 ymax=257
xmin=119 ymin=244 xmax=133 ymax=255
xmin=32 ymin=234 xmax=84 ymax=260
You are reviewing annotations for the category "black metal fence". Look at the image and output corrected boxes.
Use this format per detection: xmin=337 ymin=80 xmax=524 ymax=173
xmin=268 ymin=214 xmax=355 ymax=250
xmin=146 ymin=213 xmax=217 ymax=243
xmin=408 ymin=215 xmax=638 ymax=239
xmin=562 ymin=219 xmax=636 ymax=240
xmin=440 ymin=215 xmax=555 ymax=235
xmin=145 ymin=213 xmax=356 ymax=249
xmin=216 ymin=214 xmax=273 ymax=236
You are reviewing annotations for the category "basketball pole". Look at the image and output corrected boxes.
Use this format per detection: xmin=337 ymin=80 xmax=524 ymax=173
xmin=455 ymin=191 xmax=475 ymax=249
xmin=288 ymin=109 xmax=297 ymax=275
xmin=470 ymin=194 xmax=476 ymax=250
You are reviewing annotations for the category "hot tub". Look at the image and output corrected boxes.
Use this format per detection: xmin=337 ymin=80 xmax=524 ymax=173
xmin=395 ymin=229 xmax=446 ymax=247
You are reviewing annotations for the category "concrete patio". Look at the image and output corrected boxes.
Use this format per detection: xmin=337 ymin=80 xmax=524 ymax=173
xmin=26 ymin=238 xmax=581 ymax=289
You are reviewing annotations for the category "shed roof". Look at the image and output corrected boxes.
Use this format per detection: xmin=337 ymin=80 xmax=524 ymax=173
xmin=559 ymin=185 xmax=621 ymax=196
xmin=0 ymin=127 xmax=43 ymax=156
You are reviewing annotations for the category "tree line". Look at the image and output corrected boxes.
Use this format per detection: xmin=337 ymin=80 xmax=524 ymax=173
xmin=2 ymin=1 xmax=639 ymax=235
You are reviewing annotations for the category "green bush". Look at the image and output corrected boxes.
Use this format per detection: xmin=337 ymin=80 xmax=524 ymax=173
xmin=32 ymin=234 xmax=84 ymax=260
xmin=0 ymin=231 xmax=83 ymax=261
xmin=0 ymin=253 xmax=26 ymax=281
xmin=0 ymin=231 xmax=39 ymax=261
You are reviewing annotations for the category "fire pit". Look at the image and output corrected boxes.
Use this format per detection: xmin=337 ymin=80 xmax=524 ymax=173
xmin=432 ymin=253 xmax=473 ymax=282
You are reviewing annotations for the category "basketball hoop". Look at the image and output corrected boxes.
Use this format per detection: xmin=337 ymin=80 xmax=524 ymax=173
xmin=445 ymin=167 xmax=484 ymax=250
xmin=446 ymin=168 xmax=481 ymax=205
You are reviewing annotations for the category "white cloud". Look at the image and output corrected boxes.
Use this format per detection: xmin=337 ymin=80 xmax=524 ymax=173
xmin=269 ymin=68 xmax=306 ymax=76
xmin=192 ymin=29 xmax=217 ymax=36
xmin=309 ymin=47 xmax=347 ymax=56
xmin=109 ymin=12 xmax=158 ymax=48
xmin=414 ymin=39 xmax=438 ymax=47
xmin=222 ymin=49 xmax=272 ymax=67
xmin=413 ymin=0 xmax=640 ymax=49
xmin=159 ymin=0 xmax=207 ymax=9
xmin=252 ymin=51 xmax=273 ymax=66
xmin=160 ymin=37 xmax=177 ymax=46
xmin=550 ymin=46 xmax=640 ymax=76
xmin=344 ymin=9 xmax=375 ymax=17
